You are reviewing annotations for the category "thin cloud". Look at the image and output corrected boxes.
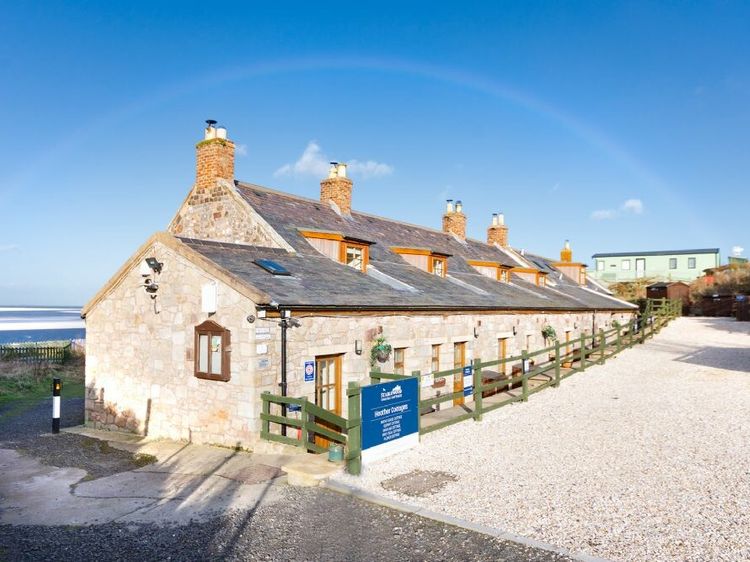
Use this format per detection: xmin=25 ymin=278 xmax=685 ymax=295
xmin=591 ymin=209 xmax=616 ymax=221
xmin=235 ymin=144 xmax=248 ymax=157
xmin=591 ymin=198 xmax=644 ymax=221
xmin=274 ymin=141 xmax=393 ymax=179
xmin=622 ymin=198 xmax=643 ymax=214
xmin=0 ymin=244 xmax=19 ymax=252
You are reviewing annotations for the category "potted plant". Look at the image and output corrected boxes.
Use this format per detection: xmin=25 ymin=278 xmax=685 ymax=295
xmin=370 ymin=336 xmax=392 ymax=366
xmin=541 ymin=325 xmax=557 ymax=361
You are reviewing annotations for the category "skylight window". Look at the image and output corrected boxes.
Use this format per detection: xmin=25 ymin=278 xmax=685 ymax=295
xmin=253 ymin=259 xmax=291 ymax=276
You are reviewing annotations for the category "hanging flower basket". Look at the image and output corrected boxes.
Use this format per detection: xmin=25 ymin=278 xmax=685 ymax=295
xmin=370 ymin=336 xmax=392 ymax=366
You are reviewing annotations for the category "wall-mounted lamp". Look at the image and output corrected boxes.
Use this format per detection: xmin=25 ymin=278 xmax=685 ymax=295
xmin=574 ymin=322 xmax=578 ymax=330
xmin=355 ymin=340 xmax=363 ymax=355
xmin=473 ymin=326 xmax=480 ymax=338
xmin=512 ymin=326 xmax=517 ymax=336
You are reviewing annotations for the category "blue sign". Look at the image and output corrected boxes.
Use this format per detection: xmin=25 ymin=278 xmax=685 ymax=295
xmin=287 ymin=403 xmax=301 ymax=412
xmin=463 ymin=365 xmax=473 ymax=396
xmin=303 ymin=360 xmax=315 ymax=383
xmin=361 ymin=378 xmax=419 ymax=451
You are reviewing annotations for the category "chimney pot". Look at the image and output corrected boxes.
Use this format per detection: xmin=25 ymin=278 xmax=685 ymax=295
xmin=455 ymin=200 xmax=463 ymax=214
xmin=445 ymin=199 xmax=454 ymax=213
xmin=487 ymin=211 xmax=508 ymax=247
xmin=216 ymin=126 xmax=227 ymax=139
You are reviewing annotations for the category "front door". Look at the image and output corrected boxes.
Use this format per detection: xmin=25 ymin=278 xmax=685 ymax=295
xmin=314 ymin=354 xmax=342 ymax=448
xmin=453 ymin=342 xmax=466 ymax=406
xmin=635 ymin=258 xmax=645 ymax=278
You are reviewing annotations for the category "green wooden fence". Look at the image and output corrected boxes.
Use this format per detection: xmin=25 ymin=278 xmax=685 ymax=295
xmin=260 ymin=298 xmax=680 ymax=475
xmin=0 ymin=343 xmax=72 ymax=363
xmin=371 ymin=298 xmax=681 ymax=436
xmin=260 ymin=384 xmax=362 ymax=475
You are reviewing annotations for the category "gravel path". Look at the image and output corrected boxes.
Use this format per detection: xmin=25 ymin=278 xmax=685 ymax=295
xmin=333 ymin=317 xmax=750 ymax=562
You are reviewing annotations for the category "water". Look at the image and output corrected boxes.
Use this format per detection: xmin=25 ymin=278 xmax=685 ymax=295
xmin=0 ymin=306 xmax=85 ymax=344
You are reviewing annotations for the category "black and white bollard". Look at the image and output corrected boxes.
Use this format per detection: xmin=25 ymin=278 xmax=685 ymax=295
xmin=52 ymin=378 xmax=61 ymax=434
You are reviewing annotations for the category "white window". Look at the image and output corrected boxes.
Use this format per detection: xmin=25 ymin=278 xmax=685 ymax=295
xmin=345 ymin=245 xmax=364 ymax=270
xmin=596 ymin=260 xmax=605 ymax=271
xmin=669 ymin=258 xmax=677 ymax=270
xmin=431 ymin=257 xmax=446 ymax=277
xmin=688 ymin=257 xmax=696 ymax=269
xmin=621 ymin=259 xmax=631 ymax=270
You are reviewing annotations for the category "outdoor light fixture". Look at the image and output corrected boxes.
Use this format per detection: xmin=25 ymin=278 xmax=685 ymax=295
xmin=355 ymin=340 xmax=363 ymax=355
xmin=473 ymin=326 xmax=480 ymax=338
xmin=512 ymin=326 xmax=517 ymax=336
xmin=145 ymin=257 xmax=163 ymax=274
xmin=257 ymin=309 xmax=267 ymax=319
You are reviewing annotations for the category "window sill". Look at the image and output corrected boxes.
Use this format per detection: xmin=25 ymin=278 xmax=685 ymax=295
xmin=195 ymin=372 xmax=230 ymax=382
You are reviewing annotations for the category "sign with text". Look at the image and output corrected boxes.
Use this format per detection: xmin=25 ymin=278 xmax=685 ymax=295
xmin=463 ymin=365 xmax=473 ymax=396
xmin=303 ymin=360 xmax=315 ymax=383
xmin=361 ymin=378 xmax=419 ymax=464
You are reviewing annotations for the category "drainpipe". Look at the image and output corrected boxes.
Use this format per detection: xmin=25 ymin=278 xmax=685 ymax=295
xmin=280 ymin=315 xmax=288 ymax=436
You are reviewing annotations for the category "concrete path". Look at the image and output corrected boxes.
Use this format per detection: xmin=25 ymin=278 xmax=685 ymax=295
xmin=0 ymin=427 xmax=303 ymax=526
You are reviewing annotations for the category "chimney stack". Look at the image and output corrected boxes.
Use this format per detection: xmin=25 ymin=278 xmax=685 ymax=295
xmin=560 ymin=240 xmax=573 ymax=263
xmin=320 ymin=162 xmax=353 ymax=215
xmin=442 ymin=199 xmax=466 ymax=240
xmin=487 ymin=212 xmax=509 ymax=247
xmin=195 ymin=120 xmax=235 ymax=191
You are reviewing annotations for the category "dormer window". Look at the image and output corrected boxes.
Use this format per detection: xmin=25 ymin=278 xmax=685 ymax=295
xmin=511 ymin=267 xmax=545 ymax=286
xmin=430 ymin=256 xmax=446 ymax=277
xmin=342 ymin=242 xmax=367 ymax=271
xmin=467 ymin=260 xmax=511 ymax=283
xmin=300 ymin=229 xmax=372 ymax=272
xmin=391 ymin=247 xmax=450 ymax=278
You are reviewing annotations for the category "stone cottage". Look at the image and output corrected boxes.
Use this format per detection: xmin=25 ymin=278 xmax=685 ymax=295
xmin=82 ymin=122 xmax=636 ymax=448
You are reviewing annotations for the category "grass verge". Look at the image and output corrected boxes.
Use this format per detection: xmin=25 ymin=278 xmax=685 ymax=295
xmin=0 ymin=358 xmax=85 ymax=414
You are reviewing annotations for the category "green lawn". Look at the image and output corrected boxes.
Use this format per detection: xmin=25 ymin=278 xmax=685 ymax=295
xmin=0 ymin=360 xmax=85 ymax=415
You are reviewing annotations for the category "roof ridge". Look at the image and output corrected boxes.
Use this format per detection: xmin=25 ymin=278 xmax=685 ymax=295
xmin=236 ymin=180 xmax=496 ymax=249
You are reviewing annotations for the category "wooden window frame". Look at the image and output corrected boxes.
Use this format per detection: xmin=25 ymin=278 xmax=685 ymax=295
xmin=194 ymin=320 xmax=231 ymax=382
xmin=431 ymin=344 xmax=441 ymax=373
xmin=340 ymin=241 xmax=369 ymax=272
xmin=498 ymin=338 xmax=508 ymax=375
xmin=315 ymin=354 xmax=343 ymax=415
xmin=428 ymin=255 xmax=447 ymax=278
xmin=393 ymin=347 xmax=406 ymax=375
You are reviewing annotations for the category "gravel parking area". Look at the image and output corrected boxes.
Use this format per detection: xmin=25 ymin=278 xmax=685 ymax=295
xmin=333 ymin=318 xmax=750 ymax=562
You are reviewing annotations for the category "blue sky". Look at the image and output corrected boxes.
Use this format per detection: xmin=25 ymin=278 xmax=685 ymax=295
xmin=1 ymin=2 xmax=748 ymax=305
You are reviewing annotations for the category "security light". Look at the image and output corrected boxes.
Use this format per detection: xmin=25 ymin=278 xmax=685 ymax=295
xmin=145 ymin=257 xmax=163 ymax=274
xmin=257 ymin=309 xmax=267 ymax=319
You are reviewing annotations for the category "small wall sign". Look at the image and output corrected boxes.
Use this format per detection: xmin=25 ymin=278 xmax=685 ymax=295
xmin=303 ymin=360 xmax=315 ymax=383
xmin=463 ymin=365 xmax=473 ymax=396
xmin=257 ymin=358 xmax=270 ymax=369
xmin=255 ymin=327 xmax=272 ymax=340
xmin=256 ymin=343 xmax=268 ymax=355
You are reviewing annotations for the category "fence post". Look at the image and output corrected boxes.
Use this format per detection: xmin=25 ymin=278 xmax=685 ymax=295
xmin=521 ymin=350 xmax=529 ymax=402
xmin=599 ymin=328 xmax=605 ymax=365
xmin=261 ymin=392 xmax=270 ymax=436
xmin=616 ymin=325 xmax=622 ymax=353
xmin=472 ymin=359 xmax=482 ymax=421
xmin=580 ymin=333 xmax=587 ymax=371
xmin=553 ymin=340 xmax=561 ymax=387
xmin=346 ymin=382 xmax=362 ymax=476
xmin=412 ymin=370 xmax=422 ymax=431
xmin=300 ymin=399 xmax=309 ymax=450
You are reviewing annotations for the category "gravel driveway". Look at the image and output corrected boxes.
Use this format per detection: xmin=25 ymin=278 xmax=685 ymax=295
xmin=333 ymin=317 xmax=750 ymax=562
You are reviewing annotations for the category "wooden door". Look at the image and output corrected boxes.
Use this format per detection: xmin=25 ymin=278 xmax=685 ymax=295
xmin=453 ymin=342 xmax=466 ymax=406
xmin=498 ymin=338 xmax=507 ymax=375
xmin=314 ymin=355 xmax=342 ymax=448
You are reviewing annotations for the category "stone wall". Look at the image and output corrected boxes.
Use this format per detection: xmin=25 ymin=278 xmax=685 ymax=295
xmin=84 ymin=240 xmax=262 ymax=448
xmin=270 ymin=308 xmax=635 ymax=419
xmin=169 ymin=179 xmax=287 ymax=248
xmin=85 ymin=241 xmax=634 ymax=447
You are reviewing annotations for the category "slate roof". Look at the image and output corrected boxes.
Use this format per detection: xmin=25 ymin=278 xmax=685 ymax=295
xmin=175 ymin=183 xmax=634 ymax=311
